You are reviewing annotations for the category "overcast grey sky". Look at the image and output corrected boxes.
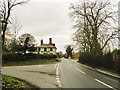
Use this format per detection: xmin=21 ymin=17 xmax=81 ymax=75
xmin=11 ymin=0 xmax=119 ymax=53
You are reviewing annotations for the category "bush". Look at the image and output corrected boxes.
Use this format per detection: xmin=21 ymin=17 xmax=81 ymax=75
xmin=103 ymin=52 xmax=113 ymax=69
xmin=39 ymin=54 xmax=57 ymax=59
xmin=2 ymin=53 xmax=57 ymax=63
xmin=78 ymin=52 xmax=114 ymax=69
xmin=2 ymin=53 xmax=37 ymax=62
xmin=79 ymin=52 xmax=105 ymax=67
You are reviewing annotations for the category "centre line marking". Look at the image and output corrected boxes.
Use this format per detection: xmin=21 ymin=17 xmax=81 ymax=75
xmin=69 ymin=63 xmax=86 ymax=74
xmin=74 ymin=67 xmax=86 ymax=74
xmin=95 ymin=79 xmax=116 ymax=90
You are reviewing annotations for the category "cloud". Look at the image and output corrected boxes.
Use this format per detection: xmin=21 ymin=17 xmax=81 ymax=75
xmin=11 ymin=0 xmax=75 ymax=52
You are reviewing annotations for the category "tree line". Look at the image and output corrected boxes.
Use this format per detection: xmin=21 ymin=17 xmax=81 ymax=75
xmin=4 ymin=33 xmax=36 ymax=54
xmin=70 ymin=0 xmax=117 ymax=55
xmin=67 ymin=0 xmax=119 ymax=73
xmin=0 ymin=0 xmax=29 ymax=52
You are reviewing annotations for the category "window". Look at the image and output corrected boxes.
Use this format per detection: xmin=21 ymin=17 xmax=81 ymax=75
xmin=44 ymin=48 xmax=47 ymax=51
xmin=50 ymin=48 xmax=52 ymax=51
xmin=38 ymin=48 xmax=40 ymax=51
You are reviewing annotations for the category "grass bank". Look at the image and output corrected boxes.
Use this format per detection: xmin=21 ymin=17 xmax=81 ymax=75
xmin=2 ymin=75 xmax=35 ymax=89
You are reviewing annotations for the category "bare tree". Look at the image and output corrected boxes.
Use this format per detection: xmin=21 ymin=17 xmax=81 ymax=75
xmin=0 ymin=0 xmax=29 ymax=50
xmin=70 ymin=0 xmax=117 ymax=55
xmin=10 ymin=17 xmax=22 ymax=41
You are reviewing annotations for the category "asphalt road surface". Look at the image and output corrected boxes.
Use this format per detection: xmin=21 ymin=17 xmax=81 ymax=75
xmin=2 ymin=59 xmax=120 ymax=89
xmin=58 ymin=58 xmax=119 ymax=89
xmin=2 ymin=64 xmax=58 ymax=88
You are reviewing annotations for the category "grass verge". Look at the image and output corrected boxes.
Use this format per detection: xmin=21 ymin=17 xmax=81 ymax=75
xmin=2 ymin=75 xmax=32 ymax=89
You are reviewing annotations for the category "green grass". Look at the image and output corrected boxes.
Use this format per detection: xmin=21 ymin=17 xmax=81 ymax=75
xmin=3 ymin=58 xmax=58 ymax=66
xmin=2 ymin=75 xmax=30 ymax=89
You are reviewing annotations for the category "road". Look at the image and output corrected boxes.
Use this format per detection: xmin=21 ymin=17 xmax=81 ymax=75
xmin=2 ymin=58 xmax=120 ymax=89
xmin=2 ymin=64 xmax=58 ymax=88
xmin=58 ymin=58 xmax=119 ymax=89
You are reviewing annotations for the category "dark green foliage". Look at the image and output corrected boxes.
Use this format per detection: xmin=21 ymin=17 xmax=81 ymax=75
xmin=3 ymin=53 xmax=35 ymax=62
xmin=28 ymin=46 xmax=36 ymax=53
xmin=103 ymin=52 xmax=113 ymax=69
xmin=18 ymin=33 xmax=36 ymax=54
xmin=79 ymin=52 xmax=103 ymax=67
xmin=3 ymin=33 xmax=37 ymax=54
xmin=39 ymin=54 xmax=57 ymax=59
xmin=11 ymin=41 xmax=24 ymax=53
xmin=78 ymin=52 xmax=114 ymax=69
xmin=2 ymin=53 xmax=57 ymax=64
xmin=66 ymin=45 xmax=73 ymax=58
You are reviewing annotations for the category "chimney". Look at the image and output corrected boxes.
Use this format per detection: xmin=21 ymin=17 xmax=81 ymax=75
xmin=41 ymin=39 xmax=43 ymax=45
xmin=49 ymin=38 xmax=52 ymax=45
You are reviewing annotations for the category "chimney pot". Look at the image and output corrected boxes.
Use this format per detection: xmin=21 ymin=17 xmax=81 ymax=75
xmin=41 ymin=39 xmax=43 ymax=45
xmin=49 ymin=38 xmax=52 ymax=45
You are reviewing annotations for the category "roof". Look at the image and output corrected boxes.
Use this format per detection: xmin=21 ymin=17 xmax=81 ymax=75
xmin=38 ymin=44 xmax=57 ymax=48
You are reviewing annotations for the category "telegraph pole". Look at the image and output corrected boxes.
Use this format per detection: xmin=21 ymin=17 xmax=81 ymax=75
xmin=0 ymin=20 xmax=2 ymax=89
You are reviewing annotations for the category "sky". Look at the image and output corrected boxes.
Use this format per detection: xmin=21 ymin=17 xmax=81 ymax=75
xmin=11 ymin=0 xmax=119 ymax=53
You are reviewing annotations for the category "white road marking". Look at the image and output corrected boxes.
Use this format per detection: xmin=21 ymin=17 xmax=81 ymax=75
xmin=54 ymin=64 xmax=57 ymax=70
xmin=74 ymin=67 xmax=86 ymax=74
xmin=56 ymin=63 xmax=62 ymax=88
xmin=56 ymin=78 xmax=59 ymax=80
xmin=57 ymin=81 xmax=60 ymax=82
xmin=56 ymin=64 xmax=59 ymax=76
xmin=95 ymin=79 xmax=116 ymax=90
xmin=69 ymin=63 xmax=86 ymax=74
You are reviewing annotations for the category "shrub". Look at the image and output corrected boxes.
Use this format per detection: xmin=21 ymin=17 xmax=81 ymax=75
xmin=79 ymin=52 xmax=104 ymax=67
xmin=78 ymin=52 xmax=114 ymax=69
xmin=2 ymin=53 xmax=57 ymax=63
xmin=39 ymin=54 xmax=57 ymax=59
xmin=103 ymin=52 xmax=113 ymax=69
xmin=2 ymin=53 xmax=37 ymax=62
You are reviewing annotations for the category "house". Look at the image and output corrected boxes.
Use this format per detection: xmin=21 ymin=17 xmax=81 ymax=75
xmin=37 ymin=38 xmax=57 ymax=55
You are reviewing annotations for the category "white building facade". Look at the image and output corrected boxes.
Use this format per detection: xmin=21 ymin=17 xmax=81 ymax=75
xmin=37 ymin=38 xmax=57 ymax=55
